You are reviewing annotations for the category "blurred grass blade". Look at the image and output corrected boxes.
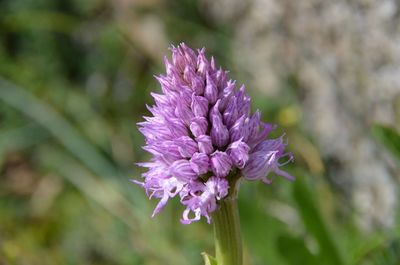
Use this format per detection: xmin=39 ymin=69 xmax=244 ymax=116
xmin=38 ymin=145 xmax=142 ymax=231
xmin=3 ymin=10 xmax=78 ymax=33
xmin=0 ymin=77 xmax=147 ymax=212
xmin=293 ymin=178 xmax=345 ymax=265
xmin=0 ymin=78 xmax=120 ymax=180
xmin=356 ymin=239 xmax=400 ymax=265
xmin=38 ymin=145 xmax=187 ymax=265
xmin=276 ymin=234 xmax=318 ymax=265
xmin=0 ymin=123 xmax=48 ymax=152
xmin=371 ymin=124 xmax=400 ymax=163
xmin=0 ymin=123 xmax=49 ymax=167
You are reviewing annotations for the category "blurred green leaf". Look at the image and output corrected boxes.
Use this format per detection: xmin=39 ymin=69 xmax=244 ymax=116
xmin=0 ymin=78 xmax=122 ymax=180
xmin=276 ymin=234 xmax=318 ymax=265
xmin=239 ymin=186 xmax=286 ymax=265
xmin=357 ymin=239 xmax=400 ymax=265
xmin=371 ymin=124 xmax=400 ymax=163
xmin=0 ymin=123 xmax=48 ymax=152
xmin=293 ymin=177 xmax=345 ymax=265
xmin=3 ymin=10 xmax=78 ymax=33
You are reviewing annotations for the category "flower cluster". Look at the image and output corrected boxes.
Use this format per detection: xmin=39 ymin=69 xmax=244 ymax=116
xmin=135 ymin=43 xmax=294 ymax=224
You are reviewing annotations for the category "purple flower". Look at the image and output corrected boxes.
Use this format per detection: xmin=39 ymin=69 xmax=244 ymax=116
xmin=136 ymin=43 xmax=294 ymax=224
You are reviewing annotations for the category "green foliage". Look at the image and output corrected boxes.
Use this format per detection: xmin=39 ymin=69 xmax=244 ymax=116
xmin=371 ymin=124 xmax=400 ymax=163
xmin=292 ymin=177 xmax=344 ymax=265
xmin=276 ymin=234 xmax=318 ymax=264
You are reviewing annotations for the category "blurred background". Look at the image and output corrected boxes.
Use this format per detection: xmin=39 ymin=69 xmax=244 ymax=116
xmin=0 ymin=0 xmax=400 ymax=264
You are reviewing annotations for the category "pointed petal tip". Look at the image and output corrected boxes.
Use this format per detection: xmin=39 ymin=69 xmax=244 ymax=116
xmin=130 ymin=179 xmax=144 ymax=186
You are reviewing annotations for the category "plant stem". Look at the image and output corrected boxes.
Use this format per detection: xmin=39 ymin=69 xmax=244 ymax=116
xmin=212 ymin=177 xmax=243 ymax=265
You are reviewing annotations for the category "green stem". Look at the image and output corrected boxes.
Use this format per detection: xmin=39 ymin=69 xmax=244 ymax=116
xmin=212 ymin=177 xmax=243 ymax=265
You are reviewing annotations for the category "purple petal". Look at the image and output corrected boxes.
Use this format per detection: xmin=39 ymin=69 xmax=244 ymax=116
xmin=227 ymin=139 xmax=250 ymax=169
xmin=190 ymin=152 xmax=209 ymax=175
xmin=204 ymin=73 xmax=218 ymax=104
xmin=236 ymin=85 xmax=251 ymax=117
xmin=197 ymin=48 xmax=208 ymax=77
xmin=210 ymin=106 xmax=229 ymax=148
xmin=218 ymin=80 xmax=235 ymax=110
xmin=151 ymin=92 xmax=169 ymax=107
xmin=215 ymin=69 xmax=228 ymax=90
xmin=246 ymin=110 xmax=261 ymax=140
xmin=210 ymin=151 xmax=232 ymax=178
xmin=170 ymin=159 xmax=197 ymax=180
xmin=175 ymin=136 xmax=198 ymax=158
xmin=242 ymin=137 xmax=294 ymax=182
xmin=189 ymin=117 xmax=208 ymax=137
xmin=191 ymin=75 xmax=205 ymax=95
xmin=229 ymin=115 xmax=247 ymax=142
xmin=165 ymin=117 xmax=188 ymax=138
xmin=175 ymin=102 xmax=194 ymax=125
xmin=205 ymin=176 xmax=229 ymax=200
xmin=223 ymin=96 xmax=238 ymax=128
xmin=183 ymin=65 xmax=196 ymax=84
xmin=191 ymin=94 xmax=209 ymax=117
xmin=196 ymin=135 xmax=214 ymax=154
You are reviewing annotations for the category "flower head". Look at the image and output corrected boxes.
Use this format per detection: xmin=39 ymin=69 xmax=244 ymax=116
xmin=135 ymin=43 xmax=294 ymax=224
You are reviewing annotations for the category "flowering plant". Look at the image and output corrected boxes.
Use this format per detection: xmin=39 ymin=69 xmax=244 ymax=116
xmin=135 ymin=43 xmax=293 ymax=265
